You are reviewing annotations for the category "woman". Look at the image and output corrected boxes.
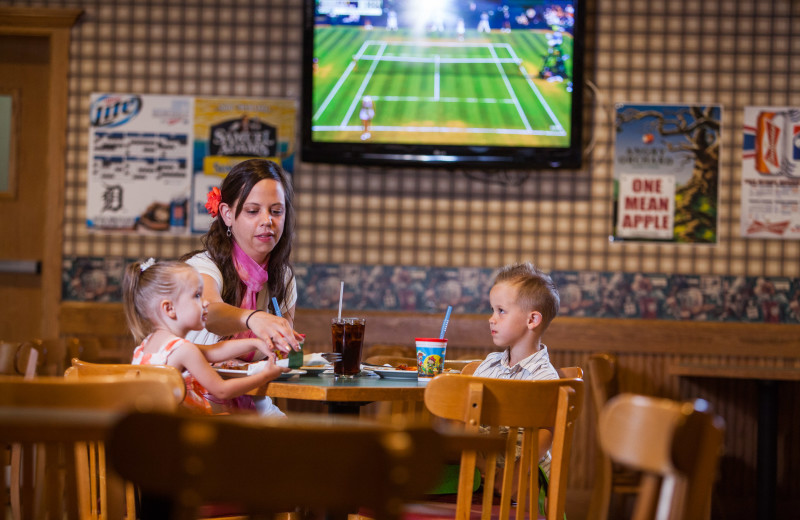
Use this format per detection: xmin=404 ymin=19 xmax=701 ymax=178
xmin=183 ymin=159 xmax=302 ymax=415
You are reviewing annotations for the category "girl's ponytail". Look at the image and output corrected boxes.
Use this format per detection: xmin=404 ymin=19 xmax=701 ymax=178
xmin=122 ymin=260 xmax=150 ymax=343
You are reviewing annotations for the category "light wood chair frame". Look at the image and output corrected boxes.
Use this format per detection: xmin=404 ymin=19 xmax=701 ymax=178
xmin=597 ymin=393 xmax=725 ymax=520
xmin=63 ymin=359 xmax=186 ymax=519
xmin=66 ymin=357 xmax=186 ymax=402
xmin=0 ymin=374 xmax=178 ymax=520
xmin=586 ymin=353 xmax=642 ymax=520
xmin=422 ymin=373 xmax=585 ymax=520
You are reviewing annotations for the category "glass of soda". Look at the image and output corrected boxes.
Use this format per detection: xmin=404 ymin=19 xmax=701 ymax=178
xmin=331 ymin=317 xmax=366 ymax=378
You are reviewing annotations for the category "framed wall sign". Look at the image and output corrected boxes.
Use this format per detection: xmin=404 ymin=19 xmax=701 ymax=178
xmin=0 ymin=88 xmax=19 ymax=199
xmin=612 ymin=103 xmax=722 ymax=244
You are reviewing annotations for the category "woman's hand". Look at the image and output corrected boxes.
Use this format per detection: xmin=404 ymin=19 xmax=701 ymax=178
xmin=249 ymin=338 xmax=273 ymax=359
xmin=247 ymin=311 xmax=301 ymax=354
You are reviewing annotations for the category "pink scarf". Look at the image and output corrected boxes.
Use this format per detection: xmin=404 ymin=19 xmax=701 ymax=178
xmin=232 ymin=241 xmax=269 ymax=342
xmin=202 ymin=241 xmax=268 ymax=405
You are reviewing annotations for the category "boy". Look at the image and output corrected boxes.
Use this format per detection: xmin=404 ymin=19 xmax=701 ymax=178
xmin=474 ymin=261 xmax=560 ymax=380
xmin=473 ymin=262 xmax=560 ymax=498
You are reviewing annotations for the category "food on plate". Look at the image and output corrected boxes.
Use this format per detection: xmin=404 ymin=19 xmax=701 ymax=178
xmin=394 ymin=364 xmax=417 ymax=371
xmin=217 ymin=361 xmax=248 ymax=370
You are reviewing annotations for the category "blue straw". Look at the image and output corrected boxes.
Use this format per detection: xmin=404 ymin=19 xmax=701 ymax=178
xmin=272 ymin=297 xmax=282 ymax=317
xmin=439 ymin=306 xmax=453 ymax=339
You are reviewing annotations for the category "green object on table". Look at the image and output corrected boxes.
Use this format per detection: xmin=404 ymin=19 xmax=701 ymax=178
xmin=288 ymin=334 xmax=305 ymax=369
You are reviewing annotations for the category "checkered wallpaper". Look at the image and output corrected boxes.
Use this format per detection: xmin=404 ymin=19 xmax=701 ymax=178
xmin=4 ymin=0 xmax=799 ymax=298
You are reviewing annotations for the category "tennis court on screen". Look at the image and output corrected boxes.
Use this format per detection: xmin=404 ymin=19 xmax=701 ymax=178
xmin=311 ymin=28 xmax=574 ymax=147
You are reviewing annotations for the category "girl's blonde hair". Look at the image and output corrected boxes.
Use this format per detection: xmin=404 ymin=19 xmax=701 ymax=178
xmin=122 ymin=259 xmax=197 ymax=343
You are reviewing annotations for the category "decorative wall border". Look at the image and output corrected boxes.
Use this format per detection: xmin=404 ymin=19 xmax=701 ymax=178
xmin=62 ymin=256 xmax=800 ymax=324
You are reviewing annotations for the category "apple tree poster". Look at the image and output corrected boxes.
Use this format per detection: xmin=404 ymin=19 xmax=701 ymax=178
xmin=612 ymin=103 xmax=721 ymax=244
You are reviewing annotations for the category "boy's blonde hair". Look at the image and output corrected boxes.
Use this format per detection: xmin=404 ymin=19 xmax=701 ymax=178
xmin=122 ymin=259 xmax=197 ymax=343
xmin=494 ymin=262 xmax=560 ymax=331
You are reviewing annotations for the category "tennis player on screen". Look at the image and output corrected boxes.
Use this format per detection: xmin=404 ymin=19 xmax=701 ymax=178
xmin=360 ymin=96 xmax=375 ymax=140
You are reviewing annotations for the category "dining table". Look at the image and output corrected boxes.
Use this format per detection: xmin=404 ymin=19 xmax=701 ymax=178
xmin=668 ymin=361 xmax=800 ymax=520
xmin=250 ymin=370 xmax=427 ymax=415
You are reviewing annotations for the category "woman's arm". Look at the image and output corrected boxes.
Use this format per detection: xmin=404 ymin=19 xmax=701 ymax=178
xmin=197 ymin=337 xmax=272 ymax=364
xmin=172 ymin=340 xmax=288 ymax=400
xmin=246 ymin=310 xmax=302 ymax=353
xmin=198 ymin=273 xmax=299 ymax=353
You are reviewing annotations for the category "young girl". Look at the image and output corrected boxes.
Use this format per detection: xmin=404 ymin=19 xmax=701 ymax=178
xmin=122 ymin=258 xmax=288 ymax=414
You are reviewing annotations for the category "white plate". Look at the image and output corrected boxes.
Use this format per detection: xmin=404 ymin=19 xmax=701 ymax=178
xmin=215 ymin=367 xmax=306 ymax=380
xmin=298 ymin=366 xmax=329 ymax=377
xmin=277 ymin=369 xmax=306 ymax=380
xmin=363 ymin=366 xmax=419 ymax=380
xmin=214 ymin=367 xmax=248 ymax=378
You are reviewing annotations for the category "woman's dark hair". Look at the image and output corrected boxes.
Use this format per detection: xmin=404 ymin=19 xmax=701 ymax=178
xmin=184 ymin=159 xmax=295 ymax=311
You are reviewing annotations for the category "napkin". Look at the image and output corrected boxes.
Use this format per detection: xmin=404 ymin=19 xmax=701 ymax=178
xmin=302 ymin=353 xmax=331 ymax=366
xmin=247 ymin=360 xmax=270 ymax=375
xmin=247 ymin=354 xmax=331 ymax=374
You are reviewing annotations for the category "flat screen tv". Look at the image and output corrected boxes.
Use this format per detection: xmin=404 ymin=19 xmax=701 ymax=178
xmin=301 ymin=0 xmax=586 ymax=169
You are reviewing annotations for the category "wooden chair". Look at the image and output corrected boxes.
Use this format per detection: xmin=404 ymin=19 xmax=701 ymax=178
xmin=61 ymin=359 xmax=187 ymax=519
xmin=0 ymin=340 xmax=40 ymax=376
xmin=586 ymin=353 xmax=641 ymax=520
xmin=557 ymin=366 xmax=583 ymax=379
xmin=410 ymin=373 xmax=585 ymax=520
xmin=459 ymin=360 xmax=480 ymax=376
xmin=597 ymin=394 xmax=725 ymax=520
xmin=2 ymin=341 xmax=38 ymax=520
xmin=66 ymin=357 xmax=187 ymax=402
xmin=363 ymin=358 xmax=487 ymax=423
xmin=1 ymin=337 xmax=77 ymax=376
xmin=107 ymin=411 xmax=449 ymax=520
xmin=0 ymin=375 xmax=179 ymax=520
xmin=459 ymin=361 xmax=582 ymax=380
